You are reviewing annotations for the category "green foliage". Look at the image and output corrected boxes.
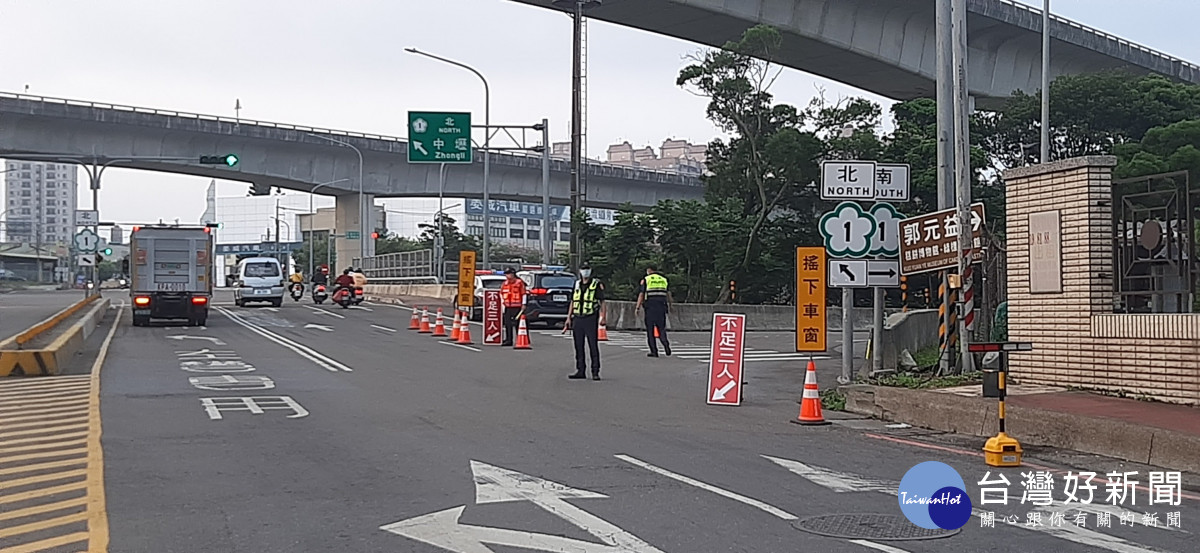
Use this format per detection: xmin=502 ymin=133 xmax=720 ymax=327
xmin=292 ymin=236 xmax=335 ymax=274
xmin=97 ymin=261 xmax=118 ymax=281
xmin=820 ymin=388 xmax=846 ymax=411
xmin=873 ymin=370 xmax=979 ymax=390
xmin=418 ymin=214 xmax=479 ymax=260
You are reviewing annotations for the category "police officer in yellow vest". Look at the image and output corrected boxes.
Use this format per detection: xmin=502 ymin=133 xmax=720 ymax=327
xmin=635 ymin=265 xmax=672 ymax=357
xmin=565 ymin=263 xmax=605 ymax=380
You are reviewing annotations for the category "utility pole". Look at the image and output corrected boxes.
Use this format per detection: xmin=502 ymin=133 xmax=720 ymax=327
xmin=541 ymin=117 xmax=552 ymax=265
xmin=936 ymin=0 xmax=956 ymax=374
xmin=952 ymin=0 xmax=975 ymax=374
xmin=568 ymin=0 xmax=584 ymax=274
xmin=275 ymin=199 xmax=281 ymax=264
xmin=1040 ymin=0 xmax=1051 ymax=163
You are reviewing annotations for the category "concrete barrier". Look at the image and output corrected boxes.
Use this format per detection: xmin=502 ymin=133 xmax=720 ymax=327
xmin=602 ymin=301 xmax=898 ymax=332
xmin=0 ymin=297 xmax=111 ymax=377
xmin=878 ymin=309 xmax=940 ymax=370
xmin=365 ymin=283 xmax=456 ymax=301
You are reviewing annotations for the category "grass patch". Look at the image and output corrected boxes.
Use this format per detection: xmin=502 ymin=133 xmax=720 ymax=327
xmin=820 ymin=388 xmax=846 ymax=411
xmin=911 ymin=345 xmax=943 ymax=371
xmin=872 ymin=370 xmax=980 ymax=390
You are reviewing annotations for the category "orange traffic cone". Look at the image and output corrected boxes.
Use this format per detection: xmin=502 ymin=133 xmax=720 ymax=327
xmin=418 ymin=308 xmax=432 ymax=333
xmin=654 ymin=326 xmax=660 ymax=338
xmin=514 ymin=315 xmax=532 ymax=349
xmin=432 ymin=308 xmax=447 ymax=336
xmin=597 ymin=320 xmax=609 ymax=341
xmin=409 ymin=308 xmax=421 ymax=330
xmin=792 ymin=358 xmax=829 ymax=425
xmin=456 ymin=311 xmax=473 ymax=344
xmin=449 ymin=309 xmax=461 ymax=340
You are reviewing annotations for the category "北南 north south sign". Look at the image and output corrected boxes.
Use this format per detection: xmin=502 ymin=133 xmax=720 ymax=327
xmin=408 ymin=111 xmax=472 ymax=164
xmin=820 ymin=161 xmax=911 ymax=202
xmin=73 ymin=228 xmax=99 ymax=253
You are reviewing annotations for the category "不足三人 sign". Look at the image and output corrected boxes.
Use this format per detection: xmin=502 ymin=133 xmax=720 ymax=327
xmin=483 ymin=289 xmax=502 ymax=345
xmin=795 ymin=247 xmax=826 ymax=352
xmin=707 ymin=313 xmax=746 ymax=406
xmin=898 ymin=203 xmax=986 ymax=275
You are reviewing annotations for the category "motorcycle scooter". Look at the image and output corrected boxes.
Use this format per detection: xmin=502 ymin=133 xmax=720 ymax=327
xmin=289 ymin=282 xmax=304 ymax=301
xmin=333 ymin=286 xmax=354 ymax=309
xmin=311 ymin=284 xmax=328 ymax=305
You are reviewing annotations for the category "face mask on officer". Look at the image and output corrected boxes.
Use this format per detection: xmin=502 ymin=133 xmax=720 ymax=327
xmin=580 ymin=269 xmax=591 ymax=278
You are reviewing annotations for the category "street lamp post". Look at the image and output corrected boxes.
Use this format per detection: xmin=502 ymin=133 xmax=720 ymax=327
xmin=306 ymin=133 xmax=366 ymax=261
xmin=404 ymin=47 xmax=492 ymax=268
xmin=306 ymin=178 xmax=350 ymax=278
xmin=1040 ymin=0 xmax=1051 ymax=164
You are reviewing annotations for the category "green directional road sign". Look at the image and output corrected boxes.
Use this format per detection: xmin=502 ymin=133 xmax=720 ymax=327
xmin=408 ymin=111 xmax=472 ymax=164
xmin=345 ymin=231 xmax=361 ymax=240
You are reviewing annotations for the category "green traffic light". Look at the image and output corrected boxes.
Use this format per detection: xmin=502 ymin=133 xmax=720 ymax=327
xmin=103 ymin=248 xmax=112 ymax=255
xmin=224 ymin=154 xmax=239 ymax=167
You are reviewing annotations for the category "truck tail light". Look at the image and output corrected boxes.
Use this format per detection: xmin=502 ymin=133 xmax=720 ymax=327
xmin=133 ymin=296 xmax=151 ymax=306
xmin=191 ymin=296 xmax=208 ymax=305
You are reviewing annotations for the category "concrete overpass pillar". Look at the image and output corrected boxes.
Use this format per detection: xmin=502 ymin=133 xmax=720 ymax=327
xmin=334 ymin=193 xmax=376 ymax=270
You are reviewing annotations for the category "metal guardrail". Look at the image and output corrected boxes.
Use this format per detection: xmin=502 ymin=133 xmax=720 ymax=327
xmin=991 ymin=0 xmax=1200 ymax=73
xmin=354 ymin=250 xmax=436 ymax=280
xmin=9 ymin=294 xmax=99 ymax=348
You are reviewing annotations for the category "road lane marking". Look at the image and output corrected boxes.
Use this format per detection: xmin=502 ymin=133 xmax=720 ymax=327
xmin=350 ymin=305 xmax=373 ymax=311
xmin=216 ymin=306 xmax=353 ymax=372
xmin=371 ymin=324 xmax=396 ymax=333
xmin=439 ymin=341 xmax=481 ymax=352
xmin=2 ymin=431 xmax=89 ymax=447
xmin=1 ymin=447 xmax=89 ymax=464
xmin=850 ymin=540 xmax=912 ymax=553
xmin=0 ymin=439 xmax=87 ymax=455
xmin=0 ymin=458 xmax=87 ymax=476
xmin=1 ymin=422 xmax=90 ymax=439
xmin=1 ymin=531 xmax=88 ymax=553
xmin=0 ymin=509 xmax=88 ymax=540
xmin=614 ymin=454 xmax=799 ymax=521
xmin=0 ymin=468 xmax=87 ymax=490
xmin=304 ymin=305 xmax=345 ymax=319
xmin=0 ymin=496 xmax=88 ymax=523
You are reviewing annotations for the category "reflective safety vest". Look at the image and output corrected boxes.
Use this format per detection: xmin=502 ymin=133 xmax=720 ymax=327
xmin=572 ymin=279 xmax=601 ymax=316
xmin=501 ymin=279 xmax=526 ymax=308
xmin=644 ymin=273 xmax=669 ymax=297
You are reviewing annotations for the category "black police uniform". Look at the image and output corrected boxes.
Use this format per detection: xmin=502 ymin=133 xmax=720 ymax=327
xmin=640 ymin=277 xmax=672 ymax=357
xmin=569 ymin=276 xmax=605 ymax=380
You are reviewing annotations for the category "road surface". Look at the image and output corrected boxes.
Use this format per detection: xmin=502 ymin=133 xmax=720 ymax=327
xmin=0 ymin=289 xmax=85 ymax=342
xmin=3 ymin=289 xmax=1195 ymax=552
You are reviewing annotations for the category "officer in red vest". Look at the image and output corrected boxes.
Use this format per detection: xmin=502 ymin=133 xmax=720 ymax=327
xmin=500 ymin=268 xmax=527 ymax=346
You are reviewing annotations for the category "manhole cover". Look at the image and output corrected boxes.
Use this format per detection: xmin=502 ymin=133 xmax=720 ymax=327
xmin=792 ymin=513 xmax=959 ymax=541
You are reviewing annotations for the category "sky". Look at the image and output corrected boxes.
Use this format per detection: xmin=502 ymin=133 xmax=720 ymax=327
xmin=1 ymin=0 xmax=1195 ymax=238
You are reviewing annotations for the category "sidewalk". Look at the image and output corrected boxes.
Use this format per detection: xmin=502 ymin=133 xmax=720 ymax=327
xmin=841 ymin=382 xmax=1200 ymax=473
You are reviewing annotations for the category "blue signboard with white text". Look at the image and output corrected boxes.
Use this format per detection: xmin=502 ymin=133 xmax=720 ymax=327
xmin=465 ymin=199 xmax=615 ymax=225
xmin=216 ymin=242 xmax=303 ymax=255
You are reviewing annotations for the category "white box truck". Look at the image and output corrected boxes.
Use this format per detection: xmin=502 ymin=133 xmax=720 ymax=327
xmin=129 ymin=224 xmax=215 ymax=327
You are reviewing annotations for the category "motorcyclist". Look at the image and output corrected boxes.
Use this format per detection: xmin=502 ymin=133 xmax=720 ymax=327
xmin=352 ymin=268 xmax=367 ymax=288
xmin=311 ymin=267 xmax=329 ymax=286
xmin=333 ymin=268 xmax=356 ymax=300
xmin=288 ymin=271 xmax=305 ymax=294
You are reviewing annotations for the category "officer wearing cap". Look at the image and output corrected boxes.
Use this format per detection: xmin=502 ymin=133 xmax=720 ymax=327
xmin=635 ymin=265 xmax=672 ymax=357
xmin=565 ymin=263 xmax=604 ymax=380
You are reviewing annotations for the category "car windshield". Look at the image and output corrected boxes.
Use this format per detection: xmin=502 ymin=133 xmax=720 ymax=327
xmin=539 ymin=275 xmax=576 ymax=289
xmin=481 ymin=279 xmax=504 ymax=289
xmin=244 ymin=262 xmax=280 ymax=277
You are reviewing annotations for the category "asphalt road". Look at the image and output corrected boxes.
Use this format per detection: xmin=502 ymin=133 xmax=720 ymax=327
xmin=94 ymin=290 xmax=1198 ymax=553
xmin=0 ymin=289 xmax=86 ymax=342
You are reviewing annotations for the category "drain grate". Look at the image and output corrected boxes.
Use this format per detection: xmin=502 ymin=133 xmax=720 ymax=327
xmin=792 ymin=513 xmax=960 ymax=541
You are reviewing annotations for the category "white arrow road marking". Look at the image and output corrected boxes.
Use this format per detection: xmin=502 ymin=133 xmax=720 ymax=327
xmin=264 ymin=307 xmax=279 ymax=312
xmin=349 ymin=305 xmax=372 ymax=311
xmin=167 ymin=335 xmax=226 ymax=345
xmin=305 ymin=305 xmax=345 ymax=319
xmin=304 ymin=324 xmax=333 ymax=332
xmin=370 ymin=324 xmax=396 ymax=333
xmin=470 ymin=460 xmax=666 ymax=553
xmin=710 ymin=379 xmax=737 ymax=401
xmin=215 ymin=307 xmax=352 ymax=372
xmin=615 ymin=455 xmax=798 ymax=521
xmin=764 ymin=455 xmax=1175 ymax=553
xmin=381 ymin=506 xmax=623 ymax=553
xmin=850 ymin=540 xmax=914 ymax=553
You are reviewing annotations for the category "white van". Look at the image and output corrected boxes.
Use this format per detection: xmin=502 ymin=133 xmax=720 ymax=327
xmin=233 ymin=257 xmax=285 ymax=307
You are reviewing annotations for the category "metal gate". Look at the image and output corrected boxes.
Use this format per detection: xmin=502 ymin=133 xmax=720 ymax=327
xmin=1112 ymin=171 xmax=1197 ymax=313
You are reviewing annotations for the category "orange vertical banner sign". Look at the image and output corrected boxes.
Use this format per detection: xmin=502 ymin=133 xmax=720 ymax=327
xmin=795 ymin=247 xmax=827 ymax=352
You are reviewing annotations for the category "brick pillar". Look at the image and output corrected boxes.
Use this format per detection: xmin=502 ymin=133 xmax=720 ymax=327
xmin=1002 ymin=156 xmax=1117 ymax=388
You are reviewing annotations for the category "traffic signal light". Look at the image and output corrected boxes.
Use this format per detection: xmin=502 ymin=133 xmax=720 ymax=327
xmin=371 ymin=232 xmax=380 ymax=240
xmin=249 ymin=182 xmax=272 ymax=196
xmin=199 ymin=154 xmax=239 ymax=167
xmin=121 ymin=258 xmax=130 ymax=273
xmin=102 ymin=248 xmax=112 ymax=255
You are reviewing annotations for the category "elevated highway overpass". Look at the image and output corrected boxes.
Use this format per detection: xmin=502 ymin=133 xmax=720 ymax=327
xmin=512 ymin=0 xmax=1199 ymax=109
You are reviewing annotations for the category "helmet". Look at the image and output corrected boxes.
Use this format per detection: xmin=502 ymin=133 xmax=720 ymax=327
xmin=343 ymin=268 xmax=351 ymax=275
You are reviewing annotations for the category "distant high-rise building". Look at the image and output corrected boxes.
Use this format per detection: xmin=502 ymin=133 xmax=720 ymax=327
xmin=110 ymin=225 xmax=124 ymax=245
xmin=604 ymin=139 xmax=708 ymax=175
xmin=2 ymin=160 xmax=79 ymax=245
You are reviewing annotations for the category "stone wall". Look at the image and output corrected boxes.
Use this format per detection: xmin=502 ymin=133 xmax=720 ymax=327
xmin=1003 ymin=156 xmax=1200 ymax=404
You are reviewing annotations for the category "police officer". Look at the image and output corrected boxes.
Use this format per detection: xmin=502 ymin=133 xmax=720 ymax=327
xmin=565 ymin=263 xmax=604 ymax=380
xmin=500 ymin=268 xmax=527 ymax=346
xmin=635 ymin=265 xmax=672 ymax=357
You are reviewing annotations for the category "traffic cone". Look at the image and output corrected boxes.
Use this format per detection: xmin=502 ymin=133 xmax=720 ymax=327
xmin=597 ymin=320 xmax=609 ymax=341
xmin=514 ymin=315 xmax=532 ymax=349
xmin=456 ymin=311 xmax=473 ymax=344
xmin=418 ymin=308 xmax=432 ymax=333
xmin=654 ymin=327 xmax=660 ymax=338
xmin=449 ymin=309 xmax=461 ymax=340
xmin=432 ymin=308 xmax=447 ymax=336
xmin=409 ymin=308 xmax=421 ymax=330
xmin=792 ymin=358 xmax=830 ymax=425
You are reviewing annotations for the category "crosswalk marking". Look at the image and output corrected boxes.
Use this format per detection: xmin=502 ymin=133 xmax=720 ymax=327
xmin=0 ymin=375 xmax=97 ymax=552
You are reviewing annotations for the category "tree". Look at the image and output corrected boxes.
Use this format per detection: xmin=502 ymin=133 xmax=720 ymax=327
xmin=417 ymin=213 xmax=479 ymax=260
xmin=678 ymin=24 xmax=825 ymax=302
xmin=374 ymin=233 xmax=424 ymax=256
xmin=292 ymin=236 xmax=335 ymax=274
